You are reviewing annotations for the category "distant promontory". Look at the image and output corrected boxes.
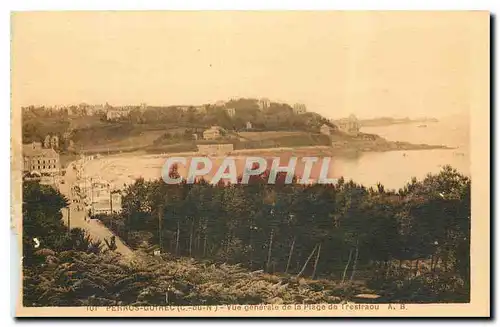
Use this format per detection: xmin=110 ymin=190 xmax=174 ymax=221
xmin=357 ymin=117 xmax=439 ymax=127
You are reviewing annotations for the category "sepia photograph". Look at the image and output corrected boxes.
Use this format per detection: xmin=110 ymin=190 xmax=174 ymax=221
xmin=11 ymin=11 xmax=490 ymax=317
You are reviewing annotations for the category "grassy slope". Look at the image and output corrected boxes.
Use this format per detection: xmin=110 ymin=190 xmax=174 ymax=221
xmin=72 ymin=123 xmax=333 ymax=155
xmin=60 ymin=117 xmax=448 ymax=156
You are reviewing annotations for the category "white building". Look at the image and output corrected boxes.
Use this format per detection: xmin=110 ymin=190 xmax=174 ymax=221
xmin=106 ymin=109 xmax=131 ymax=121
xmin=293 ymin=103 xmax=307 ymax=114
xmin=225 ymin=107 xmax=236 ymax=117
xmin=246 ymin=121 xmax=253 ymax=130
xmin=203 ymin=126 xmax=222 ymax=140
xmin=258 ymin=98 xmax=271 ymax=111
xmin=337 ymin=114 xmax=360 ymax=136
xmin=50 ymin=135 xmax=59 ymax=149
xmin=177 ymin=106 xmax=190 ymax=112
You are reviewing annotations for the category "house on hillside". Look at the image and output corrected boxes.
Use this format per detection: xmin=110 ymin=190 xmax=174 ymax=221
xmin=225 ymin=107 xmax=236 ymax=117
xmin=215 ymin=100 xmax=226 ymax=107
xmin=293 ymin=103 xmax=307 ymax=114
xmin=50 ymin=135 xmax=59 ymax=149
xmin=106 ymin=108 xmax=130 ymax=121
xmin=203 ymin=126 xmax=222 ymax=140
xmin=177 ymin=106 xmax=190 ymax=112
xmin=258 ymin=98 xmax=271 ymax=111
xmin=43 ymin=135 xmax=51 ymax=148
xmin=337 ymin=114 xmax=360 ymax=136
xmin=43 ymin=134 xmax=59 ymax=149
xmin=246 ymin=121 xmax=253 ymax=130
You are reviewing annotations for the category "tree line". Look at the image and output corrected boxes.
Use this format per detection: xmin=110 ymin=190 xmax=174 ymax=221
xmin=22 ymin=164 xmax=471 ymax=305
xmin=22 ymin=99 xmax=335 ymax=145
xmin=125 ymin=99 xmax=332 ymax=132
xmin=19 ymin=181 xmax=374 ymax=306
xmin=95 ymin=165 xmax=470 ymax=301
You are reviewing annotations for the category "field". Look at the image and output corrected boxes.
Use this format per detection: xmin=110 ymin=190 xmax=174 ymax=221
xmin=72 ymin=126 xmax=332 ymax=155
xmin=79 ymin=130 xmax=166 ymax=153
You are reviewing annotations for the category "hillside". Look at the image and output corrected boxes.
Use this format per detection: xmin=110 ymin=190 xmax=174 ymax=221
xmin=21 ymin=99 xmax=335 ymax=154
xmin=21 ymin=100 xmax=448 ymax=158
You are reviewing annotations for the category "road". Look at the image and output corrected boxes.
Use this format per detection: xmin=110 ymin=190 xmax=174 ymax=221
xmin=59 ymin=159 xmax=133 ymax=258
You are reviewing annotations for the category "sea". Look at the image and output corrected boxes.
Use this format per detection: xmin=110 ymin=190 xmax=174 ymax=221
xmin=332 ymin=115 xmax=470 ymax=191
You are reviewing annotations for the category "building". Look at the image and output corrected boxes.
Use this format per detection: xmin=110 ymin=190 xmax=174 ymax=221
xmin=293 ymin=103 xmax=307 ymax=114
xmin=215 ymin=100 xmax=226 ymax=107
xmin=23 ymin=142 xmax=60 ymax=175
xmin=225 ymin=107 xmax=236 ymax=117
xmin=197 ymin=144 xmax=234 ymax=156
xmin=320 ymin=124 xmax=335 ymax=136
xmin=246 ymin=121 xmax=253 ymax=130
xmin=258 ymin=98 xmax=271 ymax=111
xmin=203 ymin=126 xmax=222 ymax=140
xmin=43 ymin=135 xmax=51 ymax=148
xmin=50 ymin=135 xmax=59 ymax=149
xmin=92 ymin=193 xmax=122 ymax=214
xmin=106 ymin=108 xmax=131 ymax=121
xmin=43 ymin=134 xmax=59 ymax=149
xmin=177 ymin=106 xmax=190 ymax=112
xmin=337 ymin=114 xmax=360 ymax=136
xmin=87 ymin=179 xmax=123 ymax=214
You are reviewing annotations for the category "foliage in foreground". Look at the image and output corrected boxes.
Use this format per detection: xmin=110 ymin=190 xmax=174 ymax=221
xmin=24 ymin=245 xmax=469 ymax=307
xmin=24 ymin=247 xmax=350 ymax=306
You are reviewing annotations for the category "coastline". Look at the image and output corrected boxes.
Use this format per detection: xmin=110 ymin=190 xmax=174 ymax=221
xmin=72 ymin=139 xmax=453 ymax=165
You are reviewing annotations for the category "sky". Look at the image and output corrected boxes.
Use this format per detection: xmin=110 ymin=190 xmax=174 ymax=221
xmin=11 ymin=11 xmax=488 ymax=119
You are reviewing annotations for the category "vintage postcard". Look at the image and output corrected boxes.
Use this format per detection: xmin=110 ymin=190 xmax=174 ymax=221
xmin=11 ymin=11 xmax=490 ymax=317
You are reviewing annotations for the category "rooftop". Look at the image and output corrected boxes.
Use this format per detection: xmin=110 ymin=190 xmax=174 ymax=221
xmin=23 ymin=144 xmax=59 ymax=158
